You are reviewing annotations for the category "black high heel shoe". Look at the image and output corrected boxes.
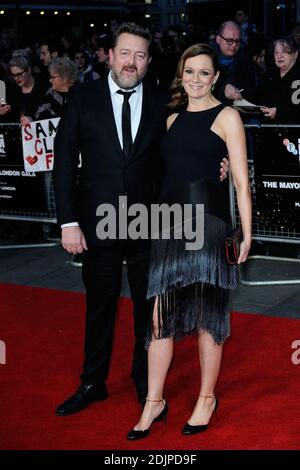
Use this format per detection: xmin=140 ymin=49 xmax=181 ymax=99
xmin=182 ymin=394 xmax=218 ymax=436
xmin=127 ymin=398 xmax=168 ymax=440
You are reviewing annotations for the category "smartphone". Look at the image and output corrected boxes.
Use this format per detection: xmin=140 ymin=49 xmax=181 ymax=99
xmin=0 ymin=80 xmax=6 ymax=105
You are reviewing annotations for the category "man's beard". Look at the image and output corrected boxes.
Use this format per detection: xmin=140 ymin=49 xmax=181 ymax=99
xmin=112 ymin=66 xmax=144 ymax=90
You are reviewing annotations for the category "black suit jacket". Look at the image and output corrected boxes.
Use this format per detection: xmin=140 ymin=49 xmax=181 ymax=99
xmin=54 ymin=77 xmax=167 ymax=247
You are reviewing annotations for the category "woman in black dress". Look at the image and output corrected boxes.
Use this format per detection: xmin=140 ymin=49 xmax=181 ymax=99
xmin=127 ymin=43 xmax=252 ymax=440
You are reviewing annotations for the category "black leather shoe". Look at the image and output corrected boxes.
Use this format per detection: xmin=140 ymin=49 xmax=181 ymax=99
xmin=56 ymin=383 xmax=108 ymax=416
xmin=127 ymin=399 xmax=168 ymax=440
xmin=182 ymin=396 xmax=218 ymax=435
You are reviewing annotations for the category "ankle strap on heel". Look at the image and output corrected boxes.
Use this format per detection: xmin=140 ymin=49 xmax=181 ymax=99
xmin=199 ymin=394 xmax=215 ymax=399
xmin=145 ymin=397 xmax=165 ymax=403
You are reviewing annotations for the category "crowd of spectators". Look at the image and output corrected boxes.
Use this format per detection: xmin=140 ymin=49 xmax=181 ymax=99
xmin=0 ymin=10 xmax=299 ymax=243
xmin=1 ymin=9 xmax=299 ymax=126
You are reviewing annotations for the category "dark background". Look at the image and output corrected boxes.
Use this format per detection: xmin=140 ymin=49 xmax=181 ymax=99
xmin=0 ymin=1 xmax=298 ymax=46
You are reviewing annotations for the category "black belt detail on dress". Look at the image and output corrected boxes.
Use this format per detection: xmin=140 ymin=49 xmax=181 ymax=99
xmin=160 ymin=178 xmax=231 ymax=226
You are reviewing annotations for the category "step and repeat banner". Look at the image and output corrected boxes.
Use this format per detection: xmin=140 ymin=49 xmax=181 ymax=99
xmin=252 ymin=126 xmax=300 ymax=233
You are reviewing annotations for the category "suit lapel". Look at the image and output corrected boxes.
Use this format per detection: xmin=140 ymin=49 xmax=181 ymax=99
xmin=128 ymin=82 xmax=154 ymax=163
xmin=97 ymin=79 xmax=124 ymax=160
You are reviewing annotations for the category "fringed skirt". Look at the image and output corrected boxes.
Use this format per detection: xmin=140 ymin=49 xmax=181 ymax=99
xmin=146 ymin=179 xmax=238 ymax=347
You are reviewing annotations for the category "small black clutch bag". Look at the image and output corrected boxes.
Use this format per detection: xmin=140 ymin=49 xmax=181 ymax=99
xmin=225 ymin=227 xmax=243 ymax=264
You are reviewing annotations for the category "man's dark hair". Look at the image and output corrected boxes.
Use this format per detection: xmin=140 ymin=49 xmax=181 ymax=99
xmin=96 ymin=33 xmax=112 ymax=54
xmin=112 ymin=22 xmax=152 ymax=49
xmin=40 ymin=37 xmax=62 ymax=55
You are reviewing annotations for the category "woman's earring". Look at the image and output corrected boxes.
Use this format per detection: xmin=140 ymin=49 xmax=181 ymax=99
xmin=212 ymin=82 xmax=215 ymax=91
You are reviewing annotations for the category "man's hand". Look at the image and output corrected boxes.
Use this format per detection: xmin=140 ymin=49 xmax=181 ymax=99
xmin=20 ymin=115 xmax=32 ymax=127
xmin=61 ymin=226 xmax=88 ymax=254
xmin=224 ymin=84 xmax=242 ymax=101
xmin=260 ymin=106 xmax=277 ymax=120
xmin=220 ymin=156 xmax=230 ymax=181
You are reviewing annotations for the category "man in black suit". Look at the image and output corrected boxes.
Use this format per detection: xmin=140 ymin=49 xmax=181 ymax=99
xmin=54 ymin=23 xmax=166 ymax=415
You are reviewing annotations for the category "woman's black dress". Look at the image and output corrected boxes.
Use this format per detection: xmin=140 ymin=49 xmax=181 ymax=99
xmin=146 ymin=104 xmax=238 ymax=346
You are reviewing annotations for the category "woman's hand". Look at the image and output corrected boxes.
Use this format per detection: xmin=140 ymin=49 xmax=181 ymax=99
xmin=260 ymin=106 xmax=277 ymax=119
xmin=237 ymin=239 xmax=251 ymax=264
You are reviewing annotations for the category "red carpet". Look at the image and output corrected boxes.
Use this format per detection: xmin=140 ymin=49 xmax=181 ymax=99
xmin=0 ymin=283 xmax=299 ymax=450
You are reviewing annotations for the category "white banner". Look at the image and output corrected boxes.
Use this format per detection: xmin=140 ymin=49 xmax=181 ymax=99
xmin=22 ymin=117 xmax=60 ymax=172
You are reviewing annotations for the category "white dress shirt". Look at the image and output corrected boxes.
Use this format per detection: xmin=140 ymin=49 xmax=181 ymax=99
xmin=62 ymin=71 xmax=143 ymax=228
xmin=108 ymin=71 xmax=143 ymax=148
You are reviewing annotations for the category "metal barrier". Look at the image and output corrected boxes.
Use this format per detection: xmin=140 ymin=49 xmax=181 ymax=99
xmin=0 ymin=123 xmax=58 ymax=249
xmin=230 ymin=125 xmax=300 ymax=286
xmin=1 ymin=121 xmax=300 ymax=278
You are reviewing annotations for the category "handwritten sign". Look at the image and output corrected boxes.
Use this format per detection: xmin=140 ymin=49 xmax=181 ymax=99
xmin=22 ymin=117 xmax=60 ymax=172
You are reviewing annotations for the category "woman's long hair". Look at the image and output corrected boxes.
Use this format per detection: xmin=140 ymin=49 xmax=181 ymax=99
xmin=169 ymin=43 xmax=219 ymax=109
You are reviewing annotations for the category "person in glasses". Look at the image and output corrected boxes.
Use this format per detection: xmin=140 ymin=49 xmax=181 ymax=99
xmin=0 ymin=50 xmax=49 ymax=122
xmin=1 ymin=50 xmax=50 ymax=242
xmin=214 ymin=21 xmax=256 ymax=105
xmin=35 ymin=57 xmax=79 ymax=120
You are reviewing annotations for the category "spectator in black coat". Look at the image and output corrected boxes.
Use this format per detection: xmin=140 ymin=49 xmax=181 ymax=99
xmin=9 ymin=50 xmax=50 ymax=124
xmin=214 ymin=21 xmax=256 ymax=105
xmin=0 ymin=50 xmax=49 ymax=123
xmin=258 ymin=36 xmax=300 ymax=124
xmin=35 ymin=57 xmax=79 ymax=120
